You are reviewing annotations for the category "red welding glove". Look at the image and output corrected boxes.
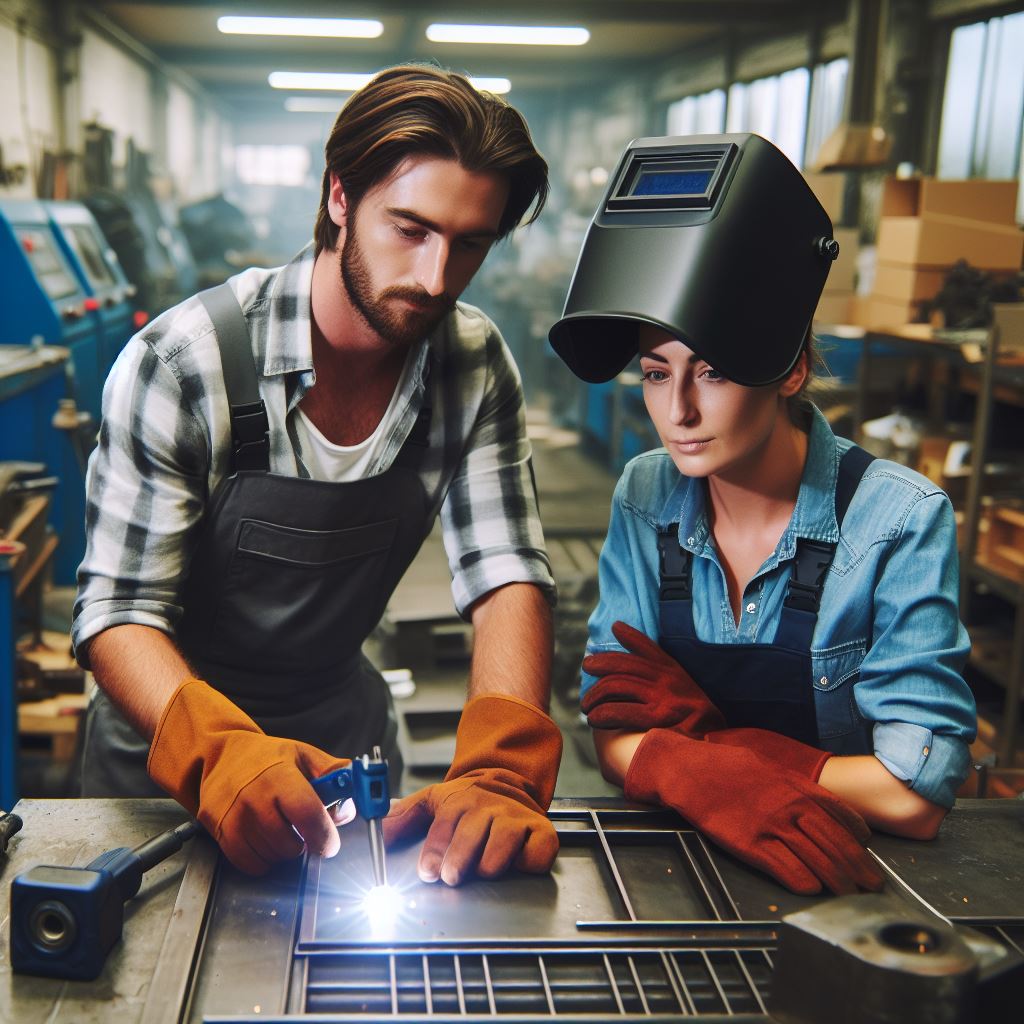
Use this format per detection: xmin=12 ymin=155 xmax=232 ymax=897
xmin=383 ymin=694 xmax=563 ymax=886
xmin=584 ymin=621 xmax=832 ymax=782
xmin=582 ymin=621 xmax=725 ymax=735
xmin=147 ymin=678 xmax=350 ymax=876
xmin=625 ymin=729 xmax=884 ymax=895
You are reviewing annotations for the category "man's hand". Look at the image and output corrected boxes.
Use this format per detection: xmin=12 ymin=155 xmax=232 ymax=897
xmin=382 ymin=694 xmax=562 ymax=885
xmin=582 ymin=621 xmax=725 ymax=734
xmin=147 ymin=678 xmax=349 ymax=875
xmin=584 ymin=621 xmax=831 ymax=781
xmin=626 ymin=729 xmax=884 ymax=895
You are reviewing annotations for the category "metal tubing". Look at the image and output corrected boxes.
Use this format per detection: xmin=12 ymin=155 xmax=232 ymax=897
xmin=960 ymin=322 xmax=999 ymax=615
xmin=998 ymin=596 xmax=1024 ymax=765
xmin=588 ymin=810 xmax=637 ymax=922
xmin=0 ymin=541 xmax=25 ymax=811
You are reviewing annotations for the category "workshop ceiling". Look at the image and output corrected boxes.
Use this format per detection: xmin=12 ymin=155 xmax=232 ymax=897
xmin=91 ymin=1 xmax=817 ymax=113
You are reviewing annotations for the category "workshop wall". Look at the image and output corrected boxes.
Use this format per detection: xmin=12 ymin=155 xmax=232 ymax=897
xmin=0 ymin=20 xmax=60 ymax=199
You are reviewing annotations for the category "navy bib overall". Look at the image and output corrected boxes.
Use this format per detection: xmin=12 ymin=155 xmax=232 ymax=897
xmin=656 ymin=446 xmax=875 ymax=754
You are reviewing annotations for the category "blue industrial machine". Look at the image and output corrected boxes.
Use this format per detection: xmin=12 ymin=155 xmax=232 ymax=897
xmin=0 ymin=200 xmax=104 ymax=422
xmin=0 ymin=201 xmax=99 ymax=585
xmin=44 ymin=201 xmax=136 ymax=394
xmin=85 ymin=189 xmax=197 ymax=320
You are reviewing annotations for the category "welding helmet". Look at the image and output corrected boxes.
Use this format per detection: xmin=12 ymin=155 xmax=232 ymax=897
xmin=549 ymin=133 xmax=840 ymax=387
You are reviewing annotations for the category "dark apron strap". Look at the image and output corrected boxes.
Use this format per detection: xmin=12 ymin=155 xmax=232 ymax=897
xmin=774 ymin=444 xmax=875 ymax=648
xmin=657 ymin=522 xmax=696 ymax=640
xmin=658 ymin=444 xmax=875 ymax=647
xmin=198 ymin=284 xmax=270 ymax=473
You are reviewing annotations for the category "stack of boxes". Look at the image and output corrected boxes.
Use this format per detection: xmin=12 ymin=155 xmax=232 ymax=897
xmin=806 ymin=172 xmax=860 ymax=326
xmin=865 ymin=178 xmax=1023 ymax=330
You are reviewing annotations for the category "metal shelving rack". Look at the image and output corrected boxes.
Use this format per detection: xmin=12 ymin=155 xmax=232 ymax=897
xmin=847 ymin=322 xmax=1024 ymax=767
xmin=956 ymin=320 xmax=1024 ymax=765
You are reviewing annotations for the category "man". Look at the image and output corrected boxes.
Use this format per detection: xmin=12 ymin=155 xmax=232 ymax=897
xmin=72 ymin=65 xmax=561 ymax=885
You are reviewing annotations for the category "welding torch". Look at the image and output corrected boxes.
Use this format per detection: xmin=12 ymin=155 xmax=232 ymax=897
xmin=311 ymin=746 xmax=390 ymax=887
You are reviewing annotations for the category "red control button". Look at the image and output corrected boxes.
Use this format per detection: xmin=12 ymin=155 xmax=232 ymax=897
xmin=84 ymin=297 xmax=100 ymax=311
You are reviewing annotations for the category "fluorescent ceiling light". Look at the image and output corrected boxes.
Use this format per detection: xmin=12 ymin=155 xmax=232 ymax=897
xmin=269 ymin=72 xmax=510 ymax=95
xmin=468 ymin=77 xmax=511 ymax=94
xmin=284 ymin=97 xmax=347 ymax=113
xmin=426 ymin=23 xmax=589 ymax=46
xmin=218 ymin=16 xmax=383 ymax=38
xmin=269 ymin=72 xmax=374 ymax=91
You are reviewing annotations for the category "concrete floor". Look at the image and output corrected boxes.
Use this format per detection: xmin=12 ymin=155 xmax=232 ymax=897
xmin=369 ymin=405 xmax=621 ymax=799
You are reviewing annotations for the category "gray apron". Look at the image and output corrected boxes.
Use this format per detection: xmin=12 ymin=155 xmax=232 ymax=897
xmin=80 ymin=284 xmax=433 ymax=796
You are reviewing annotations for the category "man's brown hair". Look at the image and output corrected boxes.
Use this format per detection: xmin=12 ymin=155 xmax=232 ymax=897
xmin=313 ymin=64 xmax=549 ymax=255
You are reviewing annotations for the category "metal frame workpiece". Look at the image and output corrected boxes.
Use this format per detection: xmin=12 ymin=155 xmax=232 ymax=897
xmin=2 ymin=798 xmax=1022 ymax=1023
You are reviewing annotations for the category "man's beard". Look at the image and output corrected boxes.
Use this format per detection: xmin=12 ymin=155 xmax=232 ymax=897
xmin=339 ymin=220 xmax=455 ymax=348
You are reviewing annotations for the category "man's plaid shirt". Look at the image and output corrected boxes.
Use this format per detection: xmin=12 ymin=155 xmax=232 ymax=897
xmin=72 ymin=245 xmax=555 ymax=662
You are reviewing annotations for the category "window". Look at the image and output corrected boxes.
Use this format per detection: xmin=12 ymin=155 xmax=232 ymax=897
xmin=805 ymin=58 xmax=849 ymax=168
xmin=726 ymin=67 xmax=810 ymax=168
xmin=937 ymin=12 xmax=1024 ymax=182
xmin=666 ymin=89 xmax=726 ymax=135
xmin=234 ymin=145 xmax=311 ymax=187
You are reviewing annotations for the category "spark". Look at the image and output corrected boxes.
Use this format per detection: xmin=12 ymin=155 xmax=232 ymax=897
xmin=363 ymin=884 xmax=404 ymax=934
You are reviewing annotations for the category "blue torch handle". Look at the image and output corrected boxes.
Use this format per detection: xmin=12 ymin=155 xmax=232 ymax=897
xmin=312 ymin=753 xmax=390 ymax=820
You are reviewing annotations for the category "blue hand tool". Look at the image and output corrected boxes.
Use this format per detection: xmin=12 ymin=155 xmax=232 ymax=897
xmin=311 ymin=745 xmax=390 ymax=887
xmin=10 ymin=819 xmax=201 ymax=980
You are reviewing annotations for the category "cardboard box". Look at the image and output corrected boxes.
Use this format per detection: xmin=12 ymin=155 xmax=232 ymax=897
xmin=860 ymin=295 xmax=926 ymax=330
xmin=876 ymin=213 xmax=1024 ymax=270
xmin=977 ymin=504 xmax=1024 ymax=584
xmin=804 ymin=172 xmax=847 ymax=225
xmin=993 ymin=303 xmax=1024 ymax=352
xmin=873 ymin=263 xmax=948 ymax=304
xmin=814 ymin=291 xmax=854 ymax=325
xmin=881 ymin=177 xmax=1020 ymax=224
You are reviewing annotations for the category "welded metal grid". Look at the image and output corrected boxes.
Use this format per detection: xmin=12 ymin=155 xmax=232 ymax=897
xmin=303 ymin=945 xmax=774 ymax=1017
xmin=281 ymin=808 xmax=779 ymax=1018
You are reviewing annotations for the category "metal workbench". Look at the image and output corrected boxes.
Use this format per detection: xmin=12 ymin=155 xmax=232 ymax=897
xmin=1 ymin=798 xmax=1022 ymax=1022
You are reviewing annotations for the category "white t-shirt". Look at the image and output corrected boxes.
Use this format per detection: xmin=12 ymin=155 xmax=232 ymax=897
xmin=293 ymin=349 xmax=416 ymax=481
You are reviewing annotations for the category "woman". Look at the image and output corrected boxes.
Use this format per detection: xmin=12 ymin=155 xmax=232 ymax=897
xmin=549 ymin=134 xmax=977 ymax=895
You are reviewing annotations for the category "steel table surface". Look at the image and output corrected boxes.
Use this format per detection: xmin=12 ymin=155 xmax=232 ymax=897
xmin=1 ymin=798 xmax=1021 ymax=1022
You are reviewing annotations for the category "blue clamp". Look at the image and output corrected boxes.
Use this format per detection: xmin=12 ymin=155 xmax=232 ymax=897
xmin=311 ymin=748 xmax=389 ymax=820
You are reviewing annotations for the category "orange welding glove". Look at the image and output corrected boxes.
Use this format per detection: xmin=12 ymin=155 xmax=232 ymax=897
xmin=147 ymin=678 xmax=350 ymax=876
xmin=584 ymin=621 xmax=832 ymax=781
xmin=625 ymin=729 xmax=884 ymax=896
xmin=382 ymin=694 xmax=563 ymax=886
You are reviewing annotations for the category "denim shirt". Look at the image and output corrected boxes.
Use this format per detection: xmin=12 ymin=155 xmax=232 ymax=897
xmin=581 ymin=406 xmax=977 ymax=809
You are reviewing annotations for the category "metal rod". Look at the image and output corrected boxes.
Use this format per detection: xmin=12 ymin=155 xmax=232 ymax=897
xmin=665 ymin=951 xmax=699 ymax=1016
xmin=659 ymin=950 xmax=694 ymax=1016
xmin=734 ymin=948 xmax=768 ymax=1014
xmin=688 ymin=830 xmax=742 ymax=921
xmin=588 ymin=810 xmax=637 ymax=922
xmin=701 ymin=949 xmax=732 ymax=1014
xmin=388 ymin=952 xmax=397 ymax=1016
xmin=454 ymin=953 xmax=466 ymax=1015
xmin=867 ymin=848 xmax=953 ymax=927
xmin=626 ymin=955 xmax=650 ymax=1015
xmin=960 ymin=321 xmax=999 ymax=615
xmin=422 ymin=954 xmax=433 ymax=1016
xmin=537 ymin=955 xmax=556 ymax=1016
xmin=139 ymin=831 xmax=218 ymax=1024
xmin=481 ymin=953 xmax=496 ymax=1016
xmin=996 ymin=927 xmax=1024 ymax=958
xmin=602 ymin=953 xmax=626 ymax=1015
